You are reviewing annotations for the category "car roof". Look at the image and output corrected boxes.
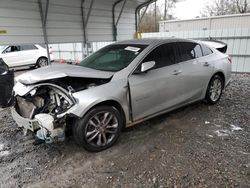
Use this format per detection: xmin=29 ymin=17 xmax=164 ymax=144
xmin=115 ymin=38 xmax=196 ymax=45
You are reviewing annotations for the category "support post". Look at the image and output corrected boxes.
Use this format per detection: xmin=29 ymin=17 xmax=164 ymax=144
xmin=38 ymin=0 xmax=51 ymax=64
xmin=154 ymin=0 xmax=157 ymax=32
xmin=138 ymin=5 xmax=149 ymax=32
xmin=135 ymin=0 xmax=155 ymax=33
xmin=112 ymin=0 xmax=127 ymax=41
xmin=81 ymin=0 xmax=94 ymax=58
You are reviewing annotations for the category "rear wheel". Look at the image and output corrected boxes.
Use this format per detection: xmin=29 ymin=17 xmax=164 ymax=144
xmin=73 ymin=106 xmax=123 ymax=152
xmin=36 ymin=57 xmax=48 ymax=67
xmin=205 ymin=75 xmax=224 ymax=104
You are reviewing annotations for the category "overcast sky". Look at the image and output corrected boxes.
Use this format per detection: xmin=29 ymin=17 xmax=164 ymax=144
xmin=158 ymin=0 xmax=212 ymax=19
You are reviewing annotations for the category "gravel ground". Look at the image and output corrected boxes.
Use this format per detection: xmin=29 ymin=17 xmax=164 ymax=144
xmin=0 ymin=74 xmax=249 ymax=188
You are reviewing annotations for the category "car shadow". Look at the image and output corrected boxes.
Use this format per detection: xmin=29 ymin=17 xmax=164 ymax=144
xmin=124 ymin=100 xmax=205 ymax=133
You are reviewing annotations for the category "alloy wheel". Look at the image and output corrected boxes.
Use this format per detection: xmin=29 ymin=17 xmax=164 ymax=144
xmin=85 ymin=111 xmax=119 ymax=147
xmin=38 ymin=58 xmax=48 ymax=67
xmin=209 ymin=78 xmax=222 ymax=102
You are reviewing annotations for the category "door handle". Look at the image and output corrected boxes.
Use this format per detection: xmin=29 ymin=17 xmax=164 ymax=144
xmin=204 ymin=62 xmax=210 ymax=66
xmin=172 ymin=70 xmax=182 ymax=75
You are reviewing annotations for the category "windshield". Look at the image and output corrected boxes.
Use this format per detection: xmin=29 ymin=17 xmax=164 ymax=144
xmin=79 ymin=44 xmax=147 ymax=72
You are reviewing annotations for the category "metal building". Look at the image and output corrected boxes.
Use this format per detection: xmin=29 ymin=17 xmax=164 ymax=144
xmin=0 ymin=0 xmax=153 ymax=45
xmin=159 ymin=13 xmax=250 ymax=32
xmin=143 ymin=13 xmax=250 ymax=73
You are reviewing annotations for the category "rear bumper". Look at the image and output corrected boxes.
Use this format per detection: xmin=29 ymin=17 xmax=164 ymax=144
xmin=11 ymin=107 xmax=39 ymax=132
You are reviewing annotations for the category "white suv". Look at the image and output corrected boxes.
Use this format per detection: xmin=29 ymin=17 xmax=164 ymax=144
xmin=0 ymin=44 xmax=54 ymax=68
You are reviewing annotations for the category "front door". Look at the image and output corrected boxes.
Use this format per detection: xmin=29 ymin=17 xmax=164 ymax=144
xmin=129 ymin=43 xmax=183 ymax=121
xmin=0 ymin=46 xmax=21 ymax=67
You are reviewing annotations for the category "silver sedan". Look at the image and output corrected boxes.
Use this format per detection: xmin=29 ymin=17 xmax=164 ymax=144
xmin=8 ymin=38 xmax=231 ymax=151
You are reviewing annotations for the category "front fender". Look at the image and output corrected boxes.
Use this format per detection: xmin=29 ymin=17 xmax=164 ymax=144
xmin=68 ymin=79 xmax=130 ymax=123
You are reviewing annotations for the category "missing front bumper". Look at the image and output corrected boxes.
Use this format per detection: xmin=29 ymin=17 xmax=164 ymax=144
xmin=11 ymin=107 xmax=40 ymax=132
xmin=11 ymin=107 xmax=65 ymax=143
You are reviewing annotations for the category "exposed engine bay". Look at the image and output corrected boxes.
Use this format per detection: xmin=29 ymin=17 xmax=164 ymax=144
xmin=13 ymin=77 xmax=110 ymax=143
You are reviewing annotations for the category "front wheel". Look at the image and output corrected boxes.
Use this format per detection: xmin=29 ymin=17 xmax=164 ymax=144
xmin=73 ymin=106 xmax=123 ymax=152
xmin=205 ymin=75 xmax=224 ymax=104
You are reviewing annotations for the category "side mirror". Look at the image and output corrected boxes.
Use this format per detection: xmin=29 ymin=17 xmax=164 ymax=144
xmin=141 ymin=61 xmax=155 ymax=73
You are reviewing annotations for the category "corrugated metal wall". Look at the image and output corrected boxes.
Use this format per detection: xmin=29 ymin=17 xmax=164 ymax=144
xmin=50 ymin=41 xmax=114 ymax=60
xmin=0 ymin=0 xmax=138 ymax=45
xmin=0 ymin=0 xmax=43 ymax=44
xmin=143 ymin=14 xmax=250 ymax=73
xmin=159 ymin=14 xmax=250 ymax=32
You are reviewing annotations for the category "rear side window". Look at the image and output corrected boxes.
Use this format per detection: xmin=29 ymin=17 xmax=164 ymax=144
xmin=201 ymin=44 xmax=213 ymax=56
xmin=177 ymin=42 xmax=203 ymax=62
xmin=143 ymin=43 xmax=176 ymax=69
xmin=193 ymin=44 xmax=203 ymax=58
xmin=21 ymin=45 xmax=37 ymax=51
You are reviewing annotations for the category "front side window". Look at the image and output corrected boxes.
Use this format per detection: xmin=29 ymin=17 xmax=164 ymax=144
xmin=142 ymin=43 xmax=176 ymax=69
xmin=3 ymin=46 xmax=20 ymax=53
xmin=79 ymin=44 xmax=147 ymax=72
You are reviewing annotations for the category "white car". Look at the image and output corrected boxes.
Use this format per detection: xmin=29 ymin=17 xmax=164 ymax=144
xmin=0 ymin=44 xmax=54 ymax=68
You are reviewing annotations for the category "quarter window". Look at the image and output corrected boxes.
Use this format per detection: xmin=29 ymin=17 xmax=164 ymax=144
xmin=143 ymin=43 xmax=176 ymax=69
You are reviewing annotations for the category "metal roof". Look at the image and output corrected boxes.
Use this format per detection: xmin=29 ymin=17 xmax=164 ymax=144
xmin=0 ymin=0 xmax=155 ymax=62
xmin=0 ymin=0 xmax=154 ymax=45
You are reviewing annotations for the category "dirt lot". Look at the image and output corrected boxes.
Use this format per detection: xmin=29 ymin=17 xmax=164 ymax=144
xmin=0 ymin=74 xmax=249 ymax=188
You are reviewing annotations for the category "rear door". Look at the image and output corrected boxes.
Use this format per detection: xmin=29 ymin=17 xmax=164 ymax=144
xmin=176 ymin=42 xmax=214 ymax=102
xmin=19 ymin=45 xmax=39 ymax=65
xmin=0 ymin=58 xmax=14 ymax=108
xmin=129 ymin=43 xmax=183 ymax=121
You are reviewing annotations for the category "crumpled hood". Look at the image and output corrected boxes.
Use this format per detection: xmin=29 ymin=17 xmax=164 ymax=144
xmin=16 ymin=64 xmax=114 ymax=84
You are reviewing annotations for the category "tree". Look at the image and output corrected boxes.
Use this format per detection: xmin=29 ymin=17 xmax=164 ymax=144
xmin=138 ymin=0 xmax=179 ymax=33
xmin=202 ymin=0 xmax=250 ymax=17
xmin=236 ymin=0 xmax=249 ymax=13
xmin=163 ymin=0 xmax=180 ymax=20
xmin=139 ymin=4 xmax=162 ymax=32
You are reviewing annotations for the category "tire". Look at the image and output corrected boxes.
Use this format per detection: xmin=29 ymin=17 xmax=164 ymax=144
xmin=73 ymin=106 xmax=123 ymax=152
xmin=205 ymin=75 xmax=224 ymax=105
xmin=36 ymin=57 xmax=48 ymax=67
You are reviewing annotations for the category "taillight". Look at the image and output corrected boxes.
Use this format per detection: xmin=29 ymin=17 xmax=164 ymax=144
xmin=228 ymin=56 xmax=232 ymax=64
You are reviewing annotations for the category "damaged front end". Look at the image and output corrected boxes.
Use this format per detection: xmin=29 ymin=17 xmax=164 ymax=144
xmin=12 ymin=82 xmax=76 ymax=143
xmin=11 ymin=64 xmax=113 ymax=144
xmin=12 ymin=76 xmax=110 ymax=143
